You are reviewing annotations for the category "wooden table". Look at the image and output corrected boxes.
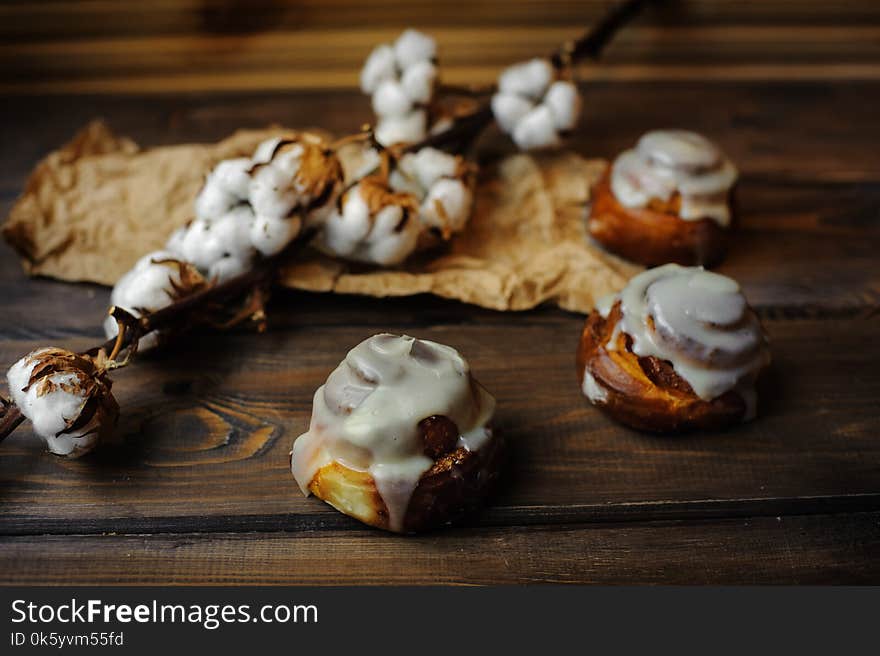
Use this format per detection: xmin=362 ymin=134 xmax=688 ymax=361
xmin=1 ymin=0 xmax=879 ymax=584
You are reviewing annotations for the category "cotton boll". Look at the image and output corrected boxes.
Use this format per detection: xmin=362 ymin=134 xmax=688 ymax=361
xmin=394 ymin=29 xmax=436 ymax=68
xmin=411 ymin=147 xmax=458 ymax=190
xmin=209 ymin=205 xmax=257 ymax=263
xmin=491 ymin=92 xmax=534 ymax=134
xmin=165 ymin=226 xmax=187 ymax=256
xmin=498 ymin=58 xmax=553 ymax=100
xmin=132 ymin=249 xmax=180 ymax=272
xmin=421 ymin=178 xmax=472 ymax=233
xmin=180 ymin=219 xmax=226 ymax=271
xmin=111 ymin=253 xmax=187 ymax=311
xmin=389 ymin=168 xmax=424 ymax=199
xmin=318 ymin=181 xmax=420 ymax=265
xmin=250 ymin=214 xmax=302 ymax=256
xmin=321 ymin=189 xmax=372 ymax=257
xmin=305 ymin=195 xmax=339 ymax=229
xmin=44 ymin=425 xmax=102 ymax=457
xmin=17 ymin=371 xmax=87 ymax=445
xmin=395 ymin=152 xmax=420 ymax=184
xmin=194 ymin=180 xmax=237 ymax=221
xmin=512 ymin=104 xmax=560 ymax=150
xmin=543 ymin=80 xmax=581 ymax=131
xmin=250 ymin=136 xmax=343 ymax=227
xmin=105 ymin=252 xmax=205 ymax=349
xmin=340 ymin=144 xmax=382 ymax=182
xmin=360 ymin=44 xmax=397 ymax=94
xmin=211 ymin=158 xmax=252 ymax=199
xmin=249 ymin=164 xmax=299 ymax=219
xmin=6 ymin=363 xmax=86 ymax=453
xmin=365 ymin=204 xmax=419 ymax=265
xmin=6 ymin=348 xmax=51 ymax=410
xmin=372 ymin=79 xmax=413 ymax=118
xmin=208 ymin=255 xmax=250 ymax=283
xmin=271 ymin=142 xmax=305 ymax=179
xmin=375 ymin=110 xmax=427 ymax=146
xmin=401 ymin=60 xmax=436 ymax=104
xmin=253 ymin=137 xmax=284 ymax=165
xmin=6 ymin=348 xmax=118 ymax=457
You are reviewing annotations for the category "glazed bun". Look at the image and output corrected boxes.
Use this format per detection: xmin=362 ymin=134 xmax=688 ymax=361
xmin=578 ymin=264 xmax=770 ymax=433
xmin=291 ymin=333 xmax=500 ymax=533
xmin=589 ymin=130 xmax=737 ymax=267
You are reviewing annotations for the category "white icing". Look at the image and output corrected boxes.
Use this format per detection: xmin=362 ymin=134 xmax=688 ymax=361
xmin=291 ymin=334 xmax=495 ymax=532
xmin=594 ymin=293 xmax=616 ymax=319
xmin=458 ymin=426 xmax=493 ymax=452
xmin=581 ymin=370 xmax=608 ymax=404
xmin=610 ymin=130 xmax=738 ymax=226
xmin=608 ymin=264 xmax=770 ymax=406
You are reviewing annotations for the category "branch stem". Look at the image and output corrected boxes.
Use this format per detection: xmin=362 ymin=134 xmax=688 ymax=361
xmin=0 ymin=401 xmax=24 ymax=445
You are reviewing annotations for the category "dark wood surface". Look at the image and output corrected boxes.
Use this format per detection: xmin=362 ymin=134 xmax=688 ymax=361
xmin=0 ymin=0 xmax=879 ymax=584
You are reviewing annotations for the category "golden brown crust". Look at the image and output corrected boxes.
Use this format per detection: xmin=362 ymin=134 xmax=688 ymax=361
xmin=306 ymin=427 xmax=503 ymax=533
xmin=588 ymin=169 xmax=730 ymax=267
xmin=577 ymin=302 xmax=748 ymax=433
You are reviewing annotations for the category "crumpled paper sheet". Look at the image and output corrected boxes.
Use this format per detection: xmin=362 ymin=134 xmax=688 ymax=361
xmin=3 ymin=121 xmax=640 ymax=313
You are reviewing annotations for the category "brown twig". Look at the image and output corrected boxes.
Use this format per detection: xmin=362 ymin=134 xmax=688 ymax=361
xmin=551 ymin=0 xmax=651 ymax=67
xmin=0 ymin=398 xmax=24 ymax=446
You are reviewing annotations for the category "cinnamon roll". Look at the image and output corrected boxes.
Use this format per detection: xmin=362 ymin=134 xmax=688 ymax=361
xmin=577 ymin=264 xmax=770 ymax=433
xmin=291 ymin=334 xmax=500 ymax=533
xmin=589 ymin=130 xmax=738 ymax=267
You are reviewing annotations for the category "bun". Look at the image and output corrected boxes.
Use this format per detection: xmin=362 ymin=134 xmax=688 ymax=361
xmin=578 ymin=265 xmax=770 ymax=433
xmin=291 ymin=334 xmax=500 ymax=532
xmin=589 ymin=130 xmax=737 ymax=267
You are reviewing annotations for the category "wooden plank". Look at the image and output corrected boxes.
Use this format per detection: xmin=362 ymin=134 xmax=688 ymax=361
xmin=1 ymin=512 xmax=877 ymax=584
xmin=3 ymin=27 xmax=880 ymax=94
xmin=1 ymin=0 xmax=879 ymax=41
xmin=4 ymin=27 xmax=880 ymax=76
xmin=0 ymin=0 xmax=877 ymax=587
xmin=3 ymin=0 xmax=880 ymax=94
xmin=1 ymin=304 xmax=878 ymax=534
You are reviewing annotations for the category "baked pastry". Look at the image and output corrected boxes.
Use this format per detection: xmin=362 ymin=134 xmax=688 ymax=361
xmin=291 ymin=333 xmax=500 ymax=533
xmin=577 ymin=264 xmax=770 ymax=432
xmin=589 ymin=130 xmax=738 ymax=266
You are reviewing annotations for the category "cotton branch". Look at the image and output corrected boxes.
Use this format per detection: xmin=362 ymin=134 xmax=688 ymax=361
xmin=0 ymin=0 xmax=651 ymax=446
xmin=0 ymin=233 xmax=310 ymax=446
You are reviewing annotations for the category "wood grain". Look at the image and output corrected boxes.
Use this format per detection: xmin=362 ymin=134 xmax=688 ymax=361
xmin=3 ymin=1 xmax=880 ymax=93
xmin=1 ymin=0 xmax=878 ymax=584
xmin=1 ymin=512 xmax=878 ymax=584
xmin=0 ymin=304 xmax=878 ymax=534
